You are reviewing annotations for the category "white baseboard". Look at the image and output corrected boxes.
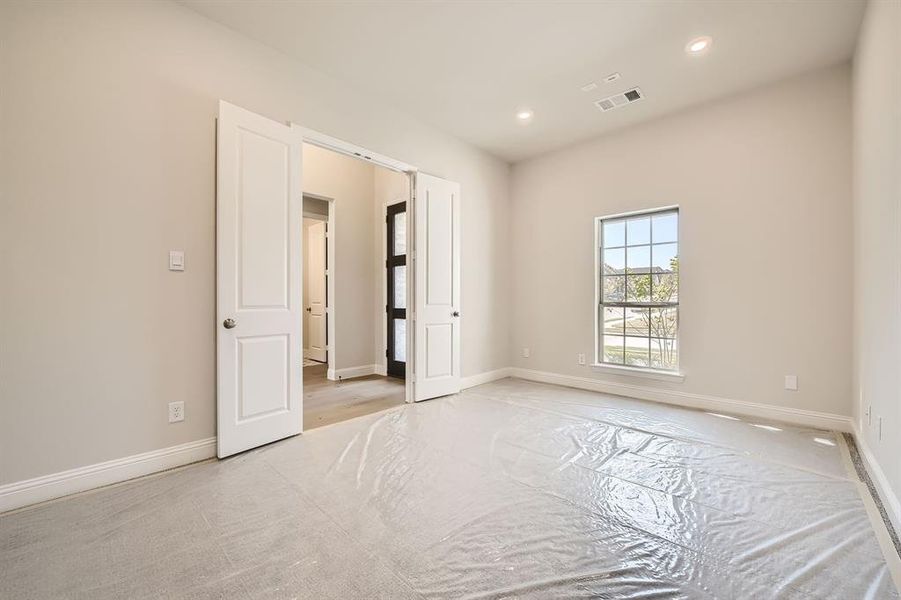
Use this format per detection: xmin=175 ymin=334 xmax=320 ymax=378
xmin=852 ymin=422 xmax=901 ymax=534
xmin=509 ymin=367 xmax=854 ymax=432
xmin=461 ymin=368 xmax=512 ymax=389
xmin=0 ymin=437 xmax=217 ymax=513
xmin=374 ymin=364 xmax=387 ymax=377
xmin=331 ymin=364 xmax=378 ymax=380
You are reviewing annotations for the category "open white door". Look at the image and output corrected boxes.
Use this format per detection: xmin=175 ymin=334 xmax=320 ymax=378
xmin=217 ymin=101 xmax=303 ymax=458
xmin=413 ymin=173 xmax=461 ymax=401
xmin=306 ymin=220 xmax=327 ymax=362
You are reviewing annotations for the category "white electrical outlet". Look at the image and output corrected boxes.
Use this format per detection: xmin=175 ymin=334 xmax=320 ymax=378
xmin=578 ymin=353 xmax=586 ymax=365
xmin=168 ymin=401 xmax=184 ymax=423
xmin=784 ymin=375 xmax=798 ymax=391
xmin=522 ymin=347 xmax=530 ymax=358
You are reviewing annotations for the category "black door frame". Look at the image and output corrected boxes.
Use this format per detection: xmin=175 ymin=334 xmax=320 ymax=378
xmin=386 ymin=202 xmax=407 ymax=379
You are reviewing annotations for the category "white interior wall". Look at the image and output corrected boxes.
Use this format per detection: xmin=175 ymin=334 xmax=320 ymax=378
xmin=509 ymin=64 xmax=853 ymax=418
xmin=302 ymin=144 xmax=378 ymax=373
xmin=0 ymin=0 xmax=510 ymax=486
xmin=852 ymin=0 xmax=901 ymax=528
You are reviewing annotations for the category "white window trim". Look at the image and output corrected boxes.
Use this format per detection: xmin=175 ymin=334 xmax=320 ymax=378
xmin=590 ymin=362 xmax=685 ymax=382
xmin=593 ymin=205 xmax=681 ymax=377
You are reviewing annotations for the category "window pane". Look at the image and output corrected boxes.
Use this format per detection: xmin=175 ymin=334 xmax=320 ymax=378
xmin=651 ymin=338 xmax=678 ymax=370
xmin=393 ymin=211 xmax=406 ymax=255
xmin=602 ymin=247 xmax=625 ymax=272
xmin=626 ymin=245 xmax=650 ymax=271
xmin=652 ymin=243 xmax=677 ymax=272
xmin=603 ymin=335 xmax=624 ymax=364
xmin=627 ymin=216 xmax=651 ymax=245
xmin=603 ymin=219 xmax=625 ymax=247
xmin=603 ymin=307 xmax=624 ymax=336
xmin=649 ymin=307 xmax=678 ymax=339
xmin=394 ymin=319 xmax=406 ymax=362
xmin=626 ymin=274 xmax=651 ymax=302
xmin=603 ymin=275 xmax=625 ymax=302
xmin=652 ymin=272 xmax=678 ymax=303
xmin=652 ymin=212 xmax=678 ymax=243
xmin=624 ymin=307 xmax=650 ymax=336
xmin=625 ymin=336 xmax=650 ymax=366
xmin=393 ymin=265 xmax=406 ymax=309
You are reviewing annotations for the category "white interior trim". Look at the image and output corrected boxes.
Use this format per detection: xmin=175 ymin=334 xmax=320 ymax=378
xmin=0 ymin=437 xmax=217 ymax=513
xmin=852 ymin=422 xmax=901 ymax=534
xmin=590 ymin=363 xmax=684 ymax=382
xmin=329 ymin=364 xmax=380 ymax=380
xmin=509 ymin=367 xmax=854 ymax=432
xmin=461 ymin=368 xmax=513 ymax=390
xmin=293 ymin=125 xmax=417 ymax=174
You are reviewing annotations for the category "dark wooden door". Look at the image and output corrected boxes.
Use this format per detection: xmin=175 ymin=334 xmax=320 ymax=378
xmin=386 ymin=202 xmax=407 ymax=378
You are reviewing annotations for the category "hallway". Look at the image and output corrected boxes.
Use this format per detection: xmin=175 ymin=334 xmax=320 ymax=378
xmin=303 ymin=363 xmax=405 ymax=429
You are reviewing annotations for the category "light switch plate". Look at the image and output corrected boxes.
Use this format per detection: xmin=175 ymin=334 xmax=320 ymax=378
xmin=169 ymin=250 xmax=185 ymax=271
xmin=784 ymin=375 xmax=798 ymax=391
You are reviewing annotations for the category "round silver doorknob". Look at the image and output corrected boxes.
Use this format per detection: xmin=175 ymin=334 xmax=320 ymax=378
xmin=223 ymin=318 xmax=237 ymax=329
xmin=452 ymin=311 xmax=460 ymax=317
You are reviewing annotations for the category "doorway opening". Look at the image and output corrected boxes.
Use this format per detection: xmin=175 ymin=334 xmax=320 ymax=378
xmin=216 ymin=101 xmax=462 ymax=457
xmin=301 ymin=142 xmax=409 ymax=429
xmin=302 ymin=194 xmax=330 ymax=370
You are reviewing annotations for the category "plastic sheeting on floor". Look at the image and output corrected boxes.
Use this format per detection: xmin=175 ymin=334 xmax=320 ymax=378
xmin=2 ymin=378 xmax=899 ymax=599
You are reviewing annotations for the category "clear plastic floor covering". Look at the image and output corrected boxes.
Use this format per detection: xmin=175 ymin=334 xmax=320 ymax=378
xmin=2 ymin=378 xmax=899 ymax=598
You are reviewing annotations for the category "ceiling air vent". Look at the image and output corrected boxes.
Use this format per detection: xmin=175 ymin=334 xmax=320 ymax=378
xmin=595 ymin=87 xmax=643 ymax=112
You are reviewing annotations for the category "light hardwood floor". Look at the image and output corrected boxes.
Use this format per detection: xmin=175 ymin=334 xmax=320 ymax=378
xmin=303 ymin=362 xmax=405 ymax=429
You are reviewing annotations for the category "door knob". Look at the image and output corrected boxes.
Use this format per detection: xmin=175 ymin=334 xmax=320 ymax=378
xmin=223 ymin=318 xmax=237 ymax=329
xmin=306 ymin=307 xmax=311 ymax=312
xmin=452 ymin=311 xmax=460 ymax=317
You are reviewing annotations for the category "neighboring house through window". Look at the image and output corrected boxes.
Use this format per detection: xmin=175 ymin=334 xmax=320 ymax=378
xmin=596 ymin=207 xmax=679 ymax=371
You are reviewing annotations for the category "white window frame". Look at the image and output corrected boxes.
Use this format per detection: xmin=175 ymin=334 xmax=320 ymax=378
xmin=593 ymin=205 xmax=683 ymax=381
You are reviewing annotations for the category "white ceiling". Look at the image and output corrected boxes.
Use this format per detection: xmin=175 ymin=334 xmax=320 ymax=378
xmin=181 ymin=0 xmax=865 ymax=162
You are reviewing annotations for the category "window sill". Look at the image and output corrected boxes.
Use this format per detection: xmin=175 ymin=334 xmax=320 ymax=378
xmin=590 ymin=363 xmax=684 ymax=382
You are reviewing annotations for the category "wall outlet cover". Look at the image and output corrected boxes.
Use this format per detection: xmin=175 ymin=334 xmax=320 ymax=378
xmin=168 ymin=401 xmax=185 ymax=423
xmin=784 ymin=375 xmax=798 ymax=391
xmin=522 ymin=347 xmax=530 ymax=358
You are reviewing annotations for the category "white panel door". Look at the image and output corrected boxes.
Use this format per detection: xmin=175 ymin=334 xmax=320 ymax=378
xmin=306 ymin=220 xmax=327 ymax=362
xmin=217 ymin=101 xmax=303 ymax=458
xmin=414 ymin=173 xmax=461 ymax=401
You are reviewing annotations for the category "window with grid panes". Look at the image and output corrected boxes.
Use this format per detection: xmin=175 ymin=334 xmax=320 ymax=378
xmin=597 ymin=209 xmax=679 ymax=371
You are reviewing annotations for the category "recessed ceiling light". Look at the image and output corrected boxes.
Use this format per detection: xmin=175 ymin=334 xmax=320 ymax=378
xmin=580 ymin=82 xmax=598 ymax=92
xmin=603 ymin=72 xmax=621 ymax=83
xmin=516 ymin=109 xmax=533 ymax=121
xmin=686 ymin=36 xmax=712 ymax=55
